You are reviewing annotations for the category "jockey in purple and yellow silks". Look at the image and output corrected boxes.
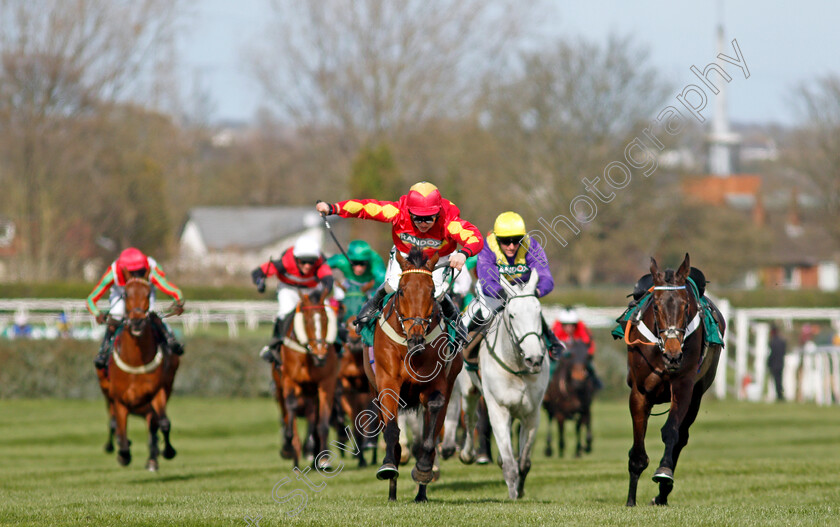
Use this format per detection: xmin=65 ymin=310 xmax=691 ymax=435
xmin=316 ymin=181 xmax=484 ymax=349
xmin=86 ymin=247 xmax=185 ymax=369
xmin=461 ymin=211 xmax=564 ymax=360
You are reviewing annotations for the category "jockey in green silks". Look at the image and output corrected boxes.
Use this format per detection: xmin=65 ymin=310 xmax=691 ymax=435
xmin=327 ymin=240 xmax=387 ymax=323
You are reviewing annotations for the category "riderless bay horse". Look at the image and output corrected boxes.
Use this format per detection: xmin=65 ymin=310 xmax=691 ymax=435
xmin=457 ymin=271 xmax=549 ymax=499
xmin=625 ymin=254 xmax=725 ymax=506
xmin=337 ymin=315 xmax=379 ymax=467
xmin=362 ymin=248 xmax=463 ymax=503
xmin=272 ymin=292 xmax=339 ymax=469
xmin=542 ymin=339 xmax=596 ymax=458
xmin=96 ymin=278 xmax=178 ymax=471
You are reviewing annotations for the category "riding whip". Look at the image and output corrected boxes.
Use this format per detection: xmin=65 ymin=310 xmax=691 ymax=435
xmin=317 ymin=201 xmax=352 ymax=264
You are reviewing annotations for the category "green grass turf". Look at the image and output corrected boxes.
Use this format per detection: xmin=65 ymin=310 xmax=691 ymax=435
xmin=1 ymin=397 xmax=838 ymax=526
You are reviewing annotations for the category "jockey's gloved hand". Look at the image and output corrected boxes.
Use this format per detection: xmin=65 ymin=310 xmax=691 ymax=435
xmin=95 ymin=312 xmax=107 ymax=325
xmin=170 ymin=300 xmax=185 ymax=316
xmin=251 ymin=268 xmax=267 ymax=293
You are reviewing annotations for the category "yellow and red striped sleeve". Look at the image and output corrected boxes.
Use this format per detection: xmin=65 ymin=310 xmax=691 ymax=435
xmin=332 ymin=199 xmax=401 ymax=223
xmin=86 ymin=268 xmax=116 ymax=315
xmin=445 ymin=218 xmax=484 ymax=257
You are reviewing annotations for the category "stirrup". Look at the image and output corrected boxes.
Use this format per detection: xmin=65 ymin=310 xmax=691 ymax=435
xmin=94 ymin=351 xmax=110 ymax=369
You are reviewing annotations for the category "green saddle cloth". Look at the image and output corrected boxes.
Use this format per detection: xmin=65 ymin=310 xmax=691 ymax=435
xmin=611 ymin=278 xmax=724 ymax=346
xmin=359 ymin=293 xmax=461 ymax=349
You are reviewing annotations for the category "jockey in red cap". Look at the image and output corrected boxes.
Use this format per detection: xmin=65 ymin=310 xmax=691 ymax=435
xmin=86 ymin=247 xmax=186 ymax=369
xmin=316 ymin=181 xmax=484 ymax=350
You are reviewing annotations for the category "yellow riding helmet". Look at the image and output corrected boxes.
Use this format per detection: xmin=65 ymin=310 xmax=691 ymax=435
xmin=493 ymin=212 xmax=526 ymax=237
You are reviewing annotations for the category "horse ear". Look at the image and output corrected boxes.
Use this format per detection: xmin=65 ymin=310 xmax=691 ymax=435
xmin=427 ymin=253 xmax=440 ymax=271
xmin=676 ymin=253 xmax=690 ymax=283
xmin=524 ymin=269 xmax=539 ymax=294
xmin=650 ymin=257 xmax=664 ymax=285
xmin=396 ymin=251 xmax=407 ymax=270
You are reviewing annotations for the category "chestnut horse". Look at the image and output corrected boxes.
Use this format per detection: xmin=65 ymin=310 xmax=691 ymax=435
xmin=337 ymin=315 xmax=379 ymax=467
xmin=96 ymin=278 xmax=178 ymax=471
xmin=542 ymin=339 xmax=596 ymax=458
xmin=625 ymin=254 xmax=725 ymax=506
xmin=362 ymin=248 xmax=463 ymax=503
xmin=271 ymin=293 xmax=339 ymax=469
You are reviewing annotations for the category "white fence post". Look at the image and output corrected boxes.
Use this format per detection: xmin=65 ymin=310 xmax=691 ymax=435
xmin=735 ymin=310 xmax=750 ymax=401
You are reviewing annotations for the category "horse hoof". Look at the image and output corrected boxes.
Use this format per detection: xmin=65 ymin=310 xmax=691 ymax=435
xmin=103 ymin=443 xmax=114 ymax=454
xmin=459 ymin=451 xmax=475 ymax=465
xmin=411 ymin=467 xmax=434 ymax=484
xmin=652 ymin=467 xmax=674 ymax=483
xmin=162 ymin=447 xmax=177 ymax=460
xmin=649 ymin=497 xmax=668 ymax=506
xmin=431 ymin=465 xmax=440 ymax=482
xmin=117 ymin=451 xmax=131 ymax=466
xmin=543 ymin=447 xmax=552 ymax=457
xmin=376 ymin=463 xmax=399 ymax=481
xmin=440 ymin=446 xmax=456 ymax=460
xmin=280 ymin=445 xmax=295 ymax=460
xmin=399 ymin=450 xmax=411 ymax=465
xmin=316 ymin=458 xmax=332 ymax=471
xmin=145 ymin=459 xmax=159 ymax=472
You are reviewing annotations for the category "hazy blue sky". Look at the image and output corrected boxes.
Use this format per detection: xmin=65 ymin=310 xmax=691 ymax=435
xmin=179 ymin=1 xmax=839 ymax=126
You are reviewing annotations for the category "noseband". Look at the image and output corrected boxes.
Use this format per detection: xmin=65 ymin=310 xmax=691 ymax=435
xmin=390 ymin=268 xmax=437 ymax=339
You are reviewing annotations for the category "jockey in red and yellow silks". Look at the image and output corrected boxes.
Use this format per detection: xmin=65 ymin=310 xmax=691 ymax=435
xmin=251 ymin=235 xmax=335 ymax=364
xmin=86 ymin=247 xmax=185 ymax=369
xmin=316 ymin=181 xmax=483 ymax=347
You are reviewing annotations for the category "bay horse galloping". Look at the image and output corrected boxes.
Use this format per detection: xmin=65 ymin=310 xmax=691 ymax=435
xmin=364 ymin=248 xmax=463 ymax=503
xmin=272 ymin=292 xmax=339 ymax=469
xmin=543 ymin=338 xmax=596 ymax=458
xmin=625 ymin=254 xmax=725 ymax=506
xmin=338 ymin=315 xmax=379 ymax=468
xmin=96 ymin=278 xmax=179 ymax=471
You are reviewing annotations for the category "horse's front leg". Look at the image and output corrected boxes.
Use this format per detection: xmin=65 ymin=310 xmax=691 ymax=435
xmin=281 ymin=384 xmax=301 ymax=468
xmin=627 ymin=387 xmax=651 ymax=507
xmin=653 ymin=377 xmax=695 ymax=506
xmin=151 ymin=389 xmax=176 ymax=460
xmin=515 ymin=409 xmax=540 ymax=499
xmin=316 ymin=381 xmax=336 ymax=469
xmin=413 ymin=387 xmax=449 ymax=503
xmin=484 ymin=393 xmax=518 ymax=499
xmin=458 ymin=384 xmax=480 ymax=464
xmin=145 ymin=411 xmax=160 ymax=472
xmin=104 ymin=409 xmax=116 ymax=453
xmin=543 ymin=406 xmax=553 ymax=457
xmin=440 ymin=386 xmax=460 ymax=460
xmin=374 ymin=378 xmax=401 ymax=502
xmin=114 ymin=402 xmax=131 ymax=466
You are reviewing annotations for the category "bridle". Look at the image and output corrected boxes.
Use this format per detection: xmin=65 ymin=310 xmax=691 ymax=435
xmin=294 ymin=304 xmax=331 ymax=355
xmin=486 ymin=292 xmax=544 ymax=375
xmin=388 ymin=268 xmax=438 ymax=339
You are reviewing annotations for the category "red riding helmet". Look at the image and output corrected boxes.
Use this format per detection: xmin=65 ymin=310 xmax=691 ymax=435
xmin=406 ymin=181 xmax=442 ymax=216
xmin=117 ymin=247 xmax=149 ymax=272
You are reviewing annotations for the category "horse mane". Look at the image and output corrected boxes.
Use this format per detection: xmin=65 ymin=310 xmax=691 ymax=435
xmin=405 ymin=247 xmax=427 ymax=269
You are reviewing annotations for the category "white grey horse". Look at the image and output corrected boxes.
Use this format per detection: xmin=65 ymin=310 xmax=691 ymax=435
xmin=457 ymin=271 xmax=550 ymax=499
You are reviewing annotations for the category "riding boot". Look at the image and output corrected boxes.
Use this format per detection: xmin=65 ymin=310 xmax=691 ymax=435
xmin=260 ymin=314 xmax=294 ymax=364
xmin=541 ymin=315 xmax=565 ymax=360
xmin=151 ymin=312 xmax=184 ymax=356
xmin=587 ymin=357 xmax=603 ymax=391
xmin=440 ymin=294 xmax=467 ymax=352
xmin=462 ymin=314 xmax=488 ymax=365
xmin=94 ymin=323 xmax=118 ymax=369
xmin=354 ymin=285 xmax=387 ymax=329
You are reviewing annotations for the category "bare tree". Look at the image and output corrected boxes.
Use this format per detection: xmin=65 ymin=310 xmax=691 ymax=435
xmin=788 ymin=75 xmax=840 ymax=246
xmin=249 ymin=0 xmax=544 ymax=151
xmin=0 ymin=0 xmax=184 ymax=279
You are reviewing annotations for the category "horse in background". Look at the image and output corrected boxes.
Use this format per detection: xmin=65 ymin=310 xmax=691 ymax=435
xmin=625 ymin=254 xmax=725 ymax=506
xmin=364 ymin=248 xmax=462 ymax=502
xmin=457 ymin=271 xmax=549 ymax=499
xmin=337 ymin=315 xmax=379 ymax=467
xmin=96 ymin=278 xmax=178 ymax=471
xmin=272 ymin=292 xmax=339 ymax=469
xmin=542 ymin=338 xmax=596 ymax=458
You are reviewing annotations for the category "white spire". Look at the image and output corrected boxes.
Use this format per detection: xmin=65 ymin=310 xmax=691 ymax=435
xmin=708 ymin=23 xmax=741 ymax=177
